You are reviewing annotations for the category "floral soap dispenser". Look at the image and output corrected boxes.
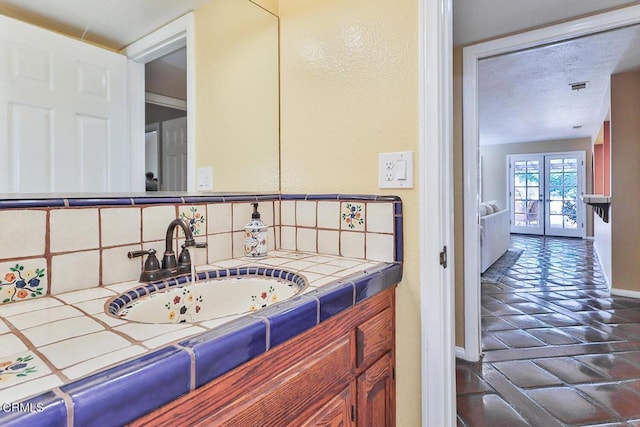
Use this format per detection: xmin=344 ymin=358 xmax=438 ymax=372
xmin=245 ymin=203 xmax=267 ymax=259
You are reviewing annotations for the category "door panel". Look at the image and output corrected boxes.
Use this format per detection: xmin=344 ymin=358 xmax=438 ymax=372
xmin=161 ymin=116 xmax=188 ymax=191
xmin=0 ymin=15 xmax=129 ymax=192
xmin=544 ymin=154 xmax=584 ymax=238
xmin=508 ymin=152 xmax=585 ymax=238
xmin=510 ymin=155 xmax=544 ymax=235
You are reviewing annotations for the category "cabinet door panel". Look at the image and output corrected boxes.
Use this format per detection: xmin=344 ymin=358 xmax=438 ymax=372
xmin=357 ymin=352 xmax=394 ymax=427
xmin=199 ymin=336 xmax=352 ymax=426
xmin=356 ymin=307 xmax=393 ymax=371
xmin=300 ymin=384 xmax=356 ymax=427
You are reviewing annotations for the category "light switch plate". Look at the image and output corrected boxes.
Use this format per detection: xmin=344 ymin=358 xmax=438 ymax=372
xmin=197 ymin=167 xmax=213 ymax=191
xmin=378 ymin=151 xmax=414 ymax=188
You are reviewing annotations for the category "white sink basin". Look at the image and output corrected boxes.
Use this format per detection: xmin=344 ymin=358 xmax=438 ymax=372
xmin=108 ymin=272 xmax=307 ymax=324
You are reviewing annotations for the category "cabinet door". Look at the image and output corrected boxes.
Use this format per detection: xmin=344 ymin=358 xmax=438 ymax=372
xmin=357 ymin=352 xmax=395 ymax=427
xmin=299 ymin=384 xmax=356 ymax=427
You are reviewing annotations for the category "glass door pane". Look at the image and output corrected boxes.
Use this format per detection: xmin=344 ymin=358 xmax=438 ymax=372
xmin=544 ymin=153 xmax=584 ymax=238
xmin=509 ymin=155 xmax=544 ymax=235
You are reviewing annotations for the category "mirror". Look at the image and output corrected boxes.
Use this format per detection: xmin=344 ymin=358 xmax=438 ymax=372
xmin=0 ymin=0 xmax=279 ymax=194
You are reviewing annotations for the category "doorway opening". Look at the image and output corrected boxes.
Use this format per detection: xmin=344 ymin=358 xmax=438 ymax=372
xmin=123 ymin=13 xmax=195 ymax=192
xmin=144 ymin=47 xmax=188 ymax=191
xmin=462 ymin=5 xmax=640 ymax=362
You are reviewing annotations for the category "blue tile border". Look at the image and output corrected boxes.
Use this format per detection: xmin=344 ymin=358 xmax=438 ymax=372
xmin=0 ymin=199 xmax=66 ymax=209
xmin=253 ymin=295 xmax=318 ymax=349
xmin=68 ymin=198 xmax=134 ymax=207
xmin=61 ymin=346 xmax=191 ymax=427
xmin=180 ymin=316 xmax=268 ymax=388
xmin=0 ymin=391 xmax=67 ymax=427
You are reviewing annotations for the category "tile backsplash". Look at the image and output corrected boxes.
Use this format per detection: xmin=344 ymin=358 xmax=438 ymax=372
xmin=0 ymin=194 xmax=402 ymax=305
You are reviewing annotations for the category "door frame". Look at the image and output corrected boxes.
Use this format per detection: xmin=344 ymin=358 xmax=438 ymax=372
xmin=123 ymin=13 xmax=196 ymax=192
xmin=462 ymin=5 xmax=640 ymax=362
xmin=419 ymin=0 xmax=455 ymax=425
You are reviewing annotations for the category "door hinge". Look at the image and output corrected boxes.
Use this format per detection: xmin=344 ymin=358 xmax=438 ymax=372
xmin=392 ymin=367 xmax=396 ymax=380
xmin=351 ymin=405 xmax=356 ymax=422
xmin=439 ymin=246 xmax=448 ymax=268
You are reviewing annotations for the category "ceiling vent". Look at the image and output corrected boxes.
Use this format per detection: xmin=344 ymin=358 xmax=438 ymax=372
xmin=570 ymin=81 xmax=589 ymax=91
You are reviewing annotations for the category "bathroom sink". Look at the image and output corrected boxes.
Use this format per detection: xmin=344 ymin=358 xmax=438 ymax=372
xmin=106 ymin=268 xmax=307 ymax=324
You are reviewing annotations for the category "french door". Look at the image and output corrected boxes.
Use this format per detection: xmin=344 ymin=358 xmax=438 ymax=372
xmin=508 ymin=152 xmax=585 ymax=238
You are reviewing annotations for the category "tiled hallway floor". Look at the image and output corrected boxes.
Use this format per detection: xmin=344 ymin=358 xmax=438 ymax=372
xmin=457 ymin=235 xmax=640 ymax=427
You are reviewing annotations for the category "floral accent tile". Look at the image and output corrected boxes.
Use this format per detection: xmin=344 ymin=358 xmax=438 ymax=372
xmin=165 ymin=287 xmax=203 ymax=323
xmin=0 ymin=262 xmax=46 ymax=305
xmin=250 ymin=285 xmax=279 ymax=312
xmin=0 ymin=351 xmax=50 ymax=390
xmin=179 ymin=206 xmax=206 ymax=235
xmin=341 ymin=202 xmax=365 ymax=231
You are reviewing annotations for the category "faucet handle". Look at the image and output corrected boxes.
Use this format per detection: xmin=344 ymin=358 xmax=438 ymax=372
xmin=128 ymin=249 xmax=154 ymax=259
xmin=195 ymin=242 xmax=208 ymax=249
xmin=128 ymin=249 xmax=162 ymax=282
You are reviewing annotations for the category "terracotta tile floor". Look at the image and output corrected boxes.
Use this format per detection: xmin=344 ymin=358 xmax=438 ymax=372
xmin=457 ymin=235 xmax=640 ymax=427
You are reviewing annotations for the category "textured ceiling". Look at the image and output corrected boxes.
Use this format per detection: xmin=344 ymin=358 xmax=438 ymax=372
xmin=478 ymin=24 xmax=640 ymax=146
xmin=0 ymin=0 xmax=212 ymax=50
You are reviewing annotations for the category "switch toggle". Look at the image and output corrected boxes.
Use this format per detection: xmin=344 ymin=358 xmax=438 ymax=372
xmin=396 ymin=159 xmax=407 ymax=180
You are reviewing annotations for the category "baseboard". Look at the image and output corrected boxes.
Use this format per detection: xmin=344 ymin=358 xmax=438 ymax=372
xmin=611 ymin=288 xmax=640 ymax=299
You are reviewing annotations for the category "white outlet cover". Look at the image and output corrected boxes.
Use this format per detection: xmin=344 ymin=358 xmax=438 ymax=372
xmin=378 ymin=151 xmax=414 ymax=189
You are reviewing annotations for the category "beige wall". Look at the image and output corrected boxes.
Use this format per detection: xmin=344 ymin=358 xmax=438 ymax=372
xmin=480 ymin=138 xmax=594 ymax=236
xmin=194 ymin=0 xmax=280 ymax=192
xmin=610 ymin=71 xmax=640 ymax=292
xmin=251 ymin=0 xmax=279 ymax=15
xmin=278 ymin=0 xmax=420 ymax=424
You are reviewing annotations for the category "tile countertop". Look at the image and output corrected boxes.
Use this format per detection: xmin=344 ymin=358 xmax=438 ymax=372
xmin=0 ymin=250 xmax=402 ymax=427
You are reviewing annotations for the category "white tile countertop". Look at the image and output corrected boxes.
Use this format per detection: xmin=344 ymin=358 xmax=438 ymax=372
xmin=0 ymin=251 xmax=385 ymax=405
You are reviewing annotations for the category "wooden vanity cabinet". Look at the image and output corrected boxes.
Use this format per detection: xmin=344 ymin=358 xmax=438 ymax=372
xmin=130 ymin=287 xmax=396 ymax=427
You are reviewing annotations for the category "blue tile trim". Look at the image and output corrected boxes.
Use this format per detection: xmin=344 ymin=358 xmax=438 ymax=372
xmin=353 ymin=270 xmax=387 ymax=303
xmin=0 ymin=391 xmax=67 ymax=427
xmin=132 ymin=197 xmax=184 ymax=205
xmin=280 ymin=194 xmax=307 ymax=200
xmin=222 ymin=195 xmax=260 ymax=202
xmin=183 ymin=196 xmax=225 ymax=204
xmin=393 ymin=199 xmax=403 ymax=215
xmin=337 ymin=194 xmax=377 ymax=201
xmin=305 ymin=194 xmax=340 ymax=200
xmin=62 ymin=346 xmax=191 ymax=427
xmin=255 ymin=194 xmax=279 ymax=201
xmin=254 ymin=295 xmax=318 ymax=349
xmin=395 ymin=215 xmax=404 ymax=262
xmin=310 ymin=281 xmax=355 ymax=322
xmin=0 ymin=199 xmax=66 ymax=209
xmin=68 ymin=198 xmax=133 ymax=207
xmin=180 ymin=317 xmax=268 ymax=388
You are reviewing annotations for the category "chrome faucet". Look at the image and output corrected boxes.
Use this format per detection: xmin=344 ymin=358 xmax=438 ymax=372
xmin=128 ymin=218 xmax=207 ymax=282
